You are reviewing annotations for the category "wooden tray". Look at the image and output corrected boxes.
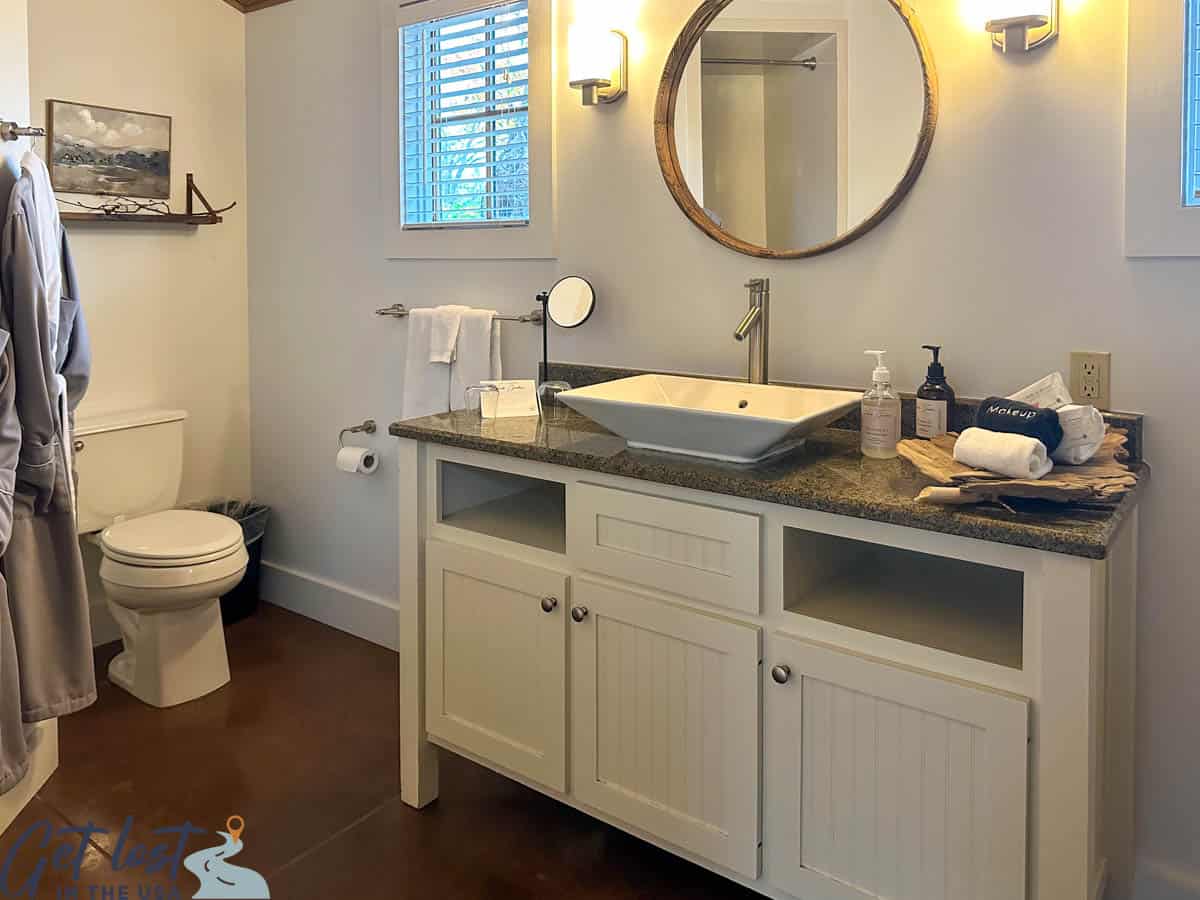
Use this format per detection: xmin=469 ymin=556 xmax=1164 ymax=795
xmin=897 ymin=431 xmax=1139 ymax=507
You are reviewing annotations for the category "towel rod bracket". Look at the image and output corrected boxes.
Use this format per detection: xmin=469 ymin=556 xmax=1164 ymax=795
xmin=0 ymin=120 xmax=45 ymax=142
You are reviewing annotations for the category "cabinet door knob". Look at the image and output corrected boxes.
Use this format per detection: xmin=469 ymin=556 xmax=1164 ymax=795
xmin=771 ymin=665 xmax=792 ymax=685
xmin=73 ymin=439 xmax=85 ymax=453
xmin=571 ymin=606 xmax=590 ymax=623
xmin=540 ymin=597 xmax=559 ymax=613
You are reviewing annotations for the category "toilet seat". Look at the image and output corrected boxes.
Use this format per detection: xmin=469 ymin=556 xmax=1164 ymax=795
xmin=101 ymin=510 xmax=244 ymax=568
xmin=100 ymin=510 xmax=249 ymax=611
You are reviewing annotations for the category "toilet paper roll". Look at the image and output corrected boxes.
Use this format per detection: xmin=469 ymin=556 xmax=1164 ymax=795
xmin=337 ymin=446 xmax=379 ymax=476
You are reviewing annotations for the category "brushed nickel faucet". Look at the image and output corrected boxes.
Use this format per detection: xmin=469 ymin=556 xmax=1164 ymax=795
xmin=734 ymin=278 xmax=770 ymax=385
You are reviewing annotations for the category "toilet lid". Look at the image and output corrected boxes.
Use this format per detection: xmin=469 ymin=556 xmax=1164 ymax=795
xmin=102 ymin=510 xmax=243 ymax=565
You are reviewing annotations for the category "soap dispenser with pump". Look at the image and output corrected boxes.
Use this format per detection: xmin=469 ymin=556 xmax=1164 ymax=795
xmin=916 ymin=345 xmax=956 ymax=439
xmin=862 ymin=350 xmax=901 ymax=459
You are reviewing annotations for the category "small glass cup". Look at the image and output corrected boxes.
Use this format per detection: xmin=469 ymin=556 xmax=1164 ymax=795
xmin=464 ymin=384 xmax=501 ymax=419
xmin=537 ymin=381 xmax=572 ymax=423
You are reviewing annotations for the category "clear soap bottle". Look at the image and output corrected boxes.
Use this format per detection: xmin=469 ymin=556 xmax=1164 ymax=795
xmin=861 ymin=350 xmax=901 ymax=459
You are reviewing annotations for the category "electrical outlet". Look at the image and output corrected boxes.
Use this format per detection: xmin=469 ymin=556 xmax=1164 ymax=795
xmin=1070 ymin=351 xmax=1112 ymax=409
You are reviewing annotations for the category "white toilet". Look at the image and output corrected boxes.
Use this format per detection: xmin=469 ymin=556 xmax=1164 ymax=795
xmin=74 ymin=410 xmax=249 ymax=708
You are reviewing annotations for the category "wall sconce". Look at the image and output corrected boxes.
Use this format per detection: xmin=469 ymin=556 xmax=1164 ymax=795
xmin=985 ymin=0 xmax=1059 ymax=53
xmin=568 ymin=25 xmax=628 ymax=106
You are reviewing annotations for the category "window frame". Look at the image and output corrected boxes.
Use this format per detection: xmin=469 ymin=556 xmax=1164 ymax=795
xmin=1185 ymin=0 xmax=1200 ymax=208
xmin=380 ymin=0 xmax=555 ymax=259
xmin=1125 ymin=0 xmax=1200 ymax=256
xmin=401 ymin=0 xmax=531 ymax=230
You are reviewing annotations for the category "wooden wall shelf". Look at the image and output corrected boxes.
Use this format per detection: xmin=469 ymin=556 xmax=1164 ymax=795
xmin=59 ymin=174 xmax=232 ymax=229
xmin=60 ymin=212 xmax=222 ymax=226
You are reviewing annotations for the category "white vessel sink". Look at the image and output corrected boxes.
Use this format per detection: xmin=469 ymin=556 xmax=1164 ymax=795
xmin=559 ymin=375 xmax=861 ymax=464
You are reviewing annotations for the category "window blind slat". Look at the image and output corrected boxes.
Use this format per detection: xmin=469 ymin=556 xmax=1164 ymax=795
xmin=403 ymin=47 xmax=530 ymax=78
xmin=404 ymin=144 xmax=528 ymax=163
xmin=407 ymin=177 xmax=529 ymax=193
xmin=404 ymin=76 xmax=528 ymax=104
xmin=403 ymin=32 xmax=528 ymax=62
xmin=404 ymin=8 xmax=526 ymax=40
xmin=403 ymin=127 xmax=529 ymax=146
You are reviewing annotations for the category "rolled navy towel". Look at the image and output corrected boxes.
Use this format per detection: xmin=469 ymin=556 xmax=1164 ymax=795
xmin=976 ymin=397 xmax=1064 ymax=454
xmin=954 ymin=427 xmax=1054 ymax=480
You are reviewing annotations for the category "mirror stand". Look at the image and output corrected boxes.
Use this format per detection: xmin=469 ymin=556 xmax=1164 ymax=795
xmin=537 ymin=291 xmax=551 ymax=386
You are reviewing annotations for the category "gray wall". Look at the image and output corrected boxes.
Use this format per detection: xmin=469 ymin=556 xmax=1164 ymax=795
xmin=247 ymin=0 xmax=1199 ymax=891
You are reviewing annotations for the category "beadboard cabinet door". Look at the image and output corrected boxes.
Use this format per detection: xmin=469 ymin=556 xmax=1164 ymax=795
xmin=426 ymin=540 xmax=569 ymax=792
xmin=570 ymin=577 xmax=762 ymax=878
xmin=765 ymin=634 xmax=1030 ymax=900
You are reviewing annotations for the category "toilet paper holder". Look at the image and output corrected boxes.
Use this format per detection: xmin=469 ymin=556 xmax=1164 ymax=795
xmin=339 ymin=419 xmax=378 ymax=448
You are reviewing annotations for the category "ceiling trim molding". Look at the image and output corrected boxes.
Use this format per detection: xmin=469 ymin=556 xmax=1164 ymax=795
xmin=222 ymin=0 xmax=301 ymax=13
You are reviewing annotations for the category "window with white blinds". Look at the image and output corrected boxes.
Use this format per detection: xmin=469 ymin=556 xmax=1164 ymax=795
xmin=1187 ymin=0 xmax=1200 ymax=206
xmin=402 ymin=0 xmax=530 ymax=228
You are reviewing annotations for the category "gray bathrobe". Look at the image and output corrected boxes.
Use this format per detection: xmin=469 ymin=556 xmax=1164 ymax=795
xmin=0 ymin=167 xmax=96 ymax=792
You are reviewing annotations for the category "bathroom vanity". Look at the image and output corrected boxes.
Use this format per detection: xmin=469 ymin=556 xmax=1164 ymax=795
xmin=392 ymin=409 xmax=1141 ymax=900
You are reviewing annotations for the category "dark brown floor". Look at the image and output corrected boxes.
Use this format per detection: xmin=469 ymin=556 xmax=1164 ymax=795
xmin=1 ymin=605 xmax=756 ymax=899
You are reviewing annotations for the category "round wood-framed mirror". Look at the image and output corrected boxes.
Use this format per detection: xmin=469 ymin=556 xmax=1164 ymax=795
xmin=654 ymin=0 xmax=939 ymax=259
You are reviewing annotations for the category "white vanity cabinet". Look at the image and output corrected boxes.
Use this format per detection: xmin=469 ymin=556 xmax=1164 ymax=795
xmin=398 ymin=439 xmax=1138 ymax=900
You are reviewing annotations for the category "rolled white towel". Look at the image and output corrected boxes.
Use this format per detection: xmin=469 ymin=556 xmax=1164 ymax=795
xmin=1053 ymin=405 xmax=1107 ymax=465
xmin=954 ymin=427 xmax=1054 ymax=480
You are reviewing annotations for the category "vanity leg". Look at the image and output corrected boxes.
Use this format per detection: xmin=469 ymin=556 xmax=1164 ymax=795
xmin=398 ymin=438 xmax=439 ymax=808
xmin=1032 ymin=553 xmax=1105 ymax=900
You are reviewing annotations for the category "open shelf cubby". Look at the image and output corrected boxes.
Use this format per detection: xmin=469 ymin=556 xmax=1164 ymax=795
xmin=783 ymin=527 xmax=1025 ymax=669
xmin=438 ymin=461 xmax=566 ymax=555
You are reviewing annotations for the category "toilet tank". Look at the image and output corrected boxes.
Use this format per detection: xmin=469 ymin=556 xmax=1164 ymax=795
xmin=74 ymin=409 xmax=188 ymax=535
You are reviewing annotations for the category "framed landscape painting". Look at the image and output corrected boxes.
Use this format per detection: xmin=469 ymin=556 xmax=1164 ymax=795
xmin=47 ymin=100 xmax=172 ymax=200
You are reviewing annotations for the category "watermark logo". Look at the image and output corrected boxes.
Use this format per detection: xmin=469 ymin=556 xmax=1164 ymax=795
xmin=0 ymin=814 xmax=269 ymax=899
xmin=182 ymin=818 xmax=269 ymax=900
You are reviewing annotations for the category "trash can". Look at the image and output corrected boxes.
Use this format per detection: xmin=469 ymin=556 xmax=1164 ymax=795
xmin=191 ymin=500 xmax=271 ymax=625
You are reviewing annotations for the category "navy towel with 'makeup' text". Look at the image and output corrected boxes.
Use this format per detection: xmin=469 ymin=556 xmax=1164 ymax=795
xmin=975 ymin=397 xmax=1064 ymax=454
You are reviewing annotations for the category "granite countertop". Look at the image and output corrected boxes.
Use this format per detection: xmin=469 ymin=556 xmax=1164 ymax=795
xmin=390 ymin=409 xmax=1146 ymax=560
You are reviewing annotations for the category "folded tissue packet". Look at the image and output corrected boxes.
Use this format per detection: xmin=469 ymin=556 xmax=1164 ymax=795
xmin=976 ymin=397 xmax=1064 ymax=454
xmin=954 ymin=427 xmax=1054 ymax=480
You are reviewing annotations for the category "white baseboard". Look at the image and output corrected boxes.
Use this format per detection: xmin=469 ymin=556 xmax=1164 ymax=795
xmin=1132 ymin=856 xmax=1200 ymax=900
xmin=261 ymin=561 xmax=399 ymax=651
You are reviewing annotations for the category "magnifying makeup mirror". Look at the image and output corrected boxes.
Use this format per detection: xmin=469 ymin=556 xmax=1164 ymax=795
xmin=547 ymin=276 xmax=596 ymax=329
xmin=538 ymin=276 xmax=597 ymax=385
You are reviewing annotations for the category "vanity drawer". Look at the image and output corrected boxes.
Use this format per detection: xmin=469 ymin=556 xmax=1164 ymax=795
xmin=567 ymin=483 xmax=761 ymax=614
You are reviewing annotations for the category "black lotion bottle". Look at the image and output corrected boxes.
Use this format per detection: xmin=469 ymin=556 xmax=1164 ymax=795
xmin=916 ymin=345 xmax=956 ymax=439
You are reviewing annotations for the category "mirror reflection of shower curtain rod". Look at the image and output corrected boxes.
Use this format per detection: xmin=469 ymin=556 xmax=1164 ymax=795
xmin=702 ymin=56 xmax=825 ymax=70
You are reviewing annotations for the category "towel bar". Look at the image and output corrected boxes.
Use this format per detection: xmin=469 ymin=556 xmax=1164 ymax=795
xmin=375 ymin=304 xmax=544 ymax=326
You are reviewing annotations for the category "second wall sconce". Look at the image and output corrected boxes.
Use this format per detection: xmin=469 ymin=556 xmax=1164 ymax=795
xmin=985 ymin=0 xmax=1059 ymax=53
xmin=568 ymin=25 xmax=628 ymax=106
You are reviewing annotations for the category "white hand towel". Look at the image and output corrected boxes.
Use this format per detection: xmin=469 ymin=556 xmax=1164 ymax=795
xmin=954 ymin=427 xmax=1053 ymax=480
xmin=429 ymin=305 xmax=470 ymax=364
xmin=1053 ymin=405 xmax=1107 ymax=465
xmin=402 ymin=308 xmax=451 ymax=419
xmin=450 ymin=309 xmax=501 ymax=411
